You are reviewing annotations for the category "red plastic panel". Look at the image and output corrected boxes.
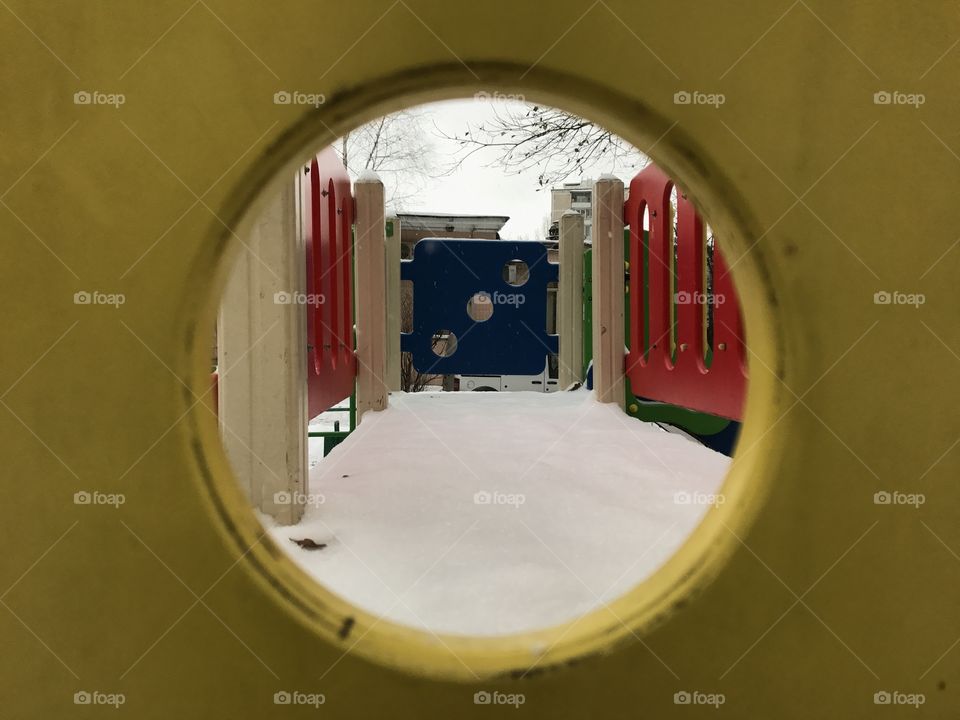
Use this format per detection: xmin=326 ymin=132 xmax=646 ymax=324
xmin=303 ymin=147 xmax=356 ymax=419
xmin=624 ymin=164 xmax=747 ymax=420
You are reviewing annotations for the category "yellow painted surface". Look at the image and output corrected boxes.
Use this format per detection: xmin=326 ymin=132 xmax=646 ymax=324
xmin=1 ymin=1 xmax=958 ymax=716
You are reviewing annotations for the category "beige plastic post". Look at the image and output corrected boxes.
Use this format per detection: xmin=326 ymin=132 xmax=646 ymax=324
xmin=385 ymin=216 xmax=402 ymax=392
xmin=558 ymin=211 xmax=585 ymax=388
xmin=354 ymin=175 xmax=389 ymax=421
xmin=591 ymin=177 xmax=626 ymax=410
xmin=217 ymin=174 xmax=307 ymax=524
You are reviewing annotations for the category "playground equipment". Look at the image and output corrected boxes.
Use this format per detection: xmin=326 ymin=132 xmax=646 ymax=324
xmin=302 ymin=148 xmax=356 ymax=417
xmin=577 ymin=165 xmax=748 ymax=452
xmin=298 ymin=152 xmax=742 ymax=452
xmin=300 ymin=149 xmax=358 ymax=454
xmin=400 ymin=238 xmax=558 ymax=376
xmin=6 ymin=3 xmax=959 ymax=717
xmin=625 ymin=164 xmax=747 ymax=420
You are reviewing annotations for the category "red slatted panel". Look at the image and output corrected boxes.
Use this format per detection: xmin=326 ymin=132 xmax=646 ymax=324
xmin=624 ymin=164 xmax=747 ymax=420
xmin=303 ymin=147 xmax=356 ymax=418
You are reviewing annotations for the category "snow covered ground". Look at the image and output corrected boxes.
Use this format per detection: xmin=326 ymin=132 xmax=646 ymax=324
xmin=306 ymin=406 xmax=351 ymax=469
xmin=264 ymin=390 xmax=729 ymax=637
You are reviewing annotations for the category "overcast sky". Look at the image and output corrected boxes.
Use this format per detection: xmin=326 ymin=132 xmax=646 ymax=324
xmin=341 ymin=98 xmax=646 ymax=240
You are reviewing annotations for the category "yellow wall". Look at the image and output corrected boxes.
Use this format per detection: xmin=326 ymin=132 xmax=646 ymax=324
xmin=2 ymin=1 xmax=958 ymax=716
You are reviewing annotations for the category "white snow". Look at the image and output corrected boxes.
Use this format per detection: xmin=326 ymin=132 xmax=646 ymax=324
xmin=307 ymin=405 xmax=352 ymax=468
xmin=308 ymin=407 xmax=348 ymax=431
xmin=268 ymin=390 xmax=729 ymax=637
xmin=355 ymin=169 xmax=382 ymax=183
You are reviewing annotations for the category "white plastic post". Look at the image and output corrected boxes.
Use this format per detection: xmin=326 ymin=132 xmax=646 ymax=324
xmin=217 ymin=173 xmax=307 ymax=524
xmin=354 ymin=176 xmax=389 ymax=421
xmin=591 ymin=177 xmax=626 ymax=409
xmin=558 ymin=210 xmax=585 ymax=388
xmin=385 ymin=216 xmax=402 ymax=392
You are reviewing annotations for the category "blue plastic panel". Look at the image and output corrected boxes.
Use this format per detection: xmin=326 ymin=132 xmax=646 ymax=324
xmin=400 ymin=238 xmax=559 ymax=375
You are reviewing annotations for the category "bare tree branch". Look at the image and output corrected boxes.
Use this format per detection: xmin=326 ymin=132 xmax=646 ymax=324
xmin=436 ymin=104 xmax=646 ymax=186
xmin=336 ymin=110 xmax=436 ymax=209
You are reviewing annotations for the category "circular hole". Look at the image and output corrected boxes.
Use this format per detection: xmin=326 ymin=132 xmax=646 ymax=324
xmin=430 ymin=329 xmax=457 ymax=357
xmin=204 ymin=82 xmax=770 ymax=680
xmin=466 ymin=291 xmax=494 ymax=322
xmin=502 ymin=259 xmax=529 ymax=287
